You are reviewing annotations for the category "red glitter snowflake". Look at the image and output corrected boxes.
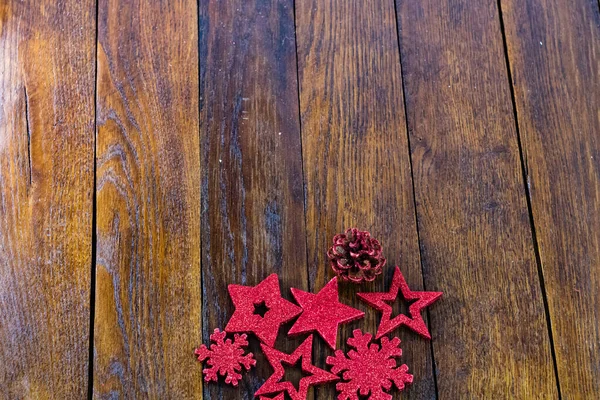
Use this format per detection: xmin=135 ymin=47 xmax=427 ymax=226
xmin=194 ymin=328 xmax=256 ymax=386
xmin=326 ymin=329 xmax=413 ymax=400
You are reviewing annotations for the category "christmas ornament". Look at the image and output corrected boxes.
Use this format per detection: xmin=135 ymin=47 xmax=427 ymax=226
xmin=194 ymin=328 xmax=256 ymax=386
xmin=328 ymin=228 xmax=386 ymax=283
xmin=226 ymin=273 xmax=302 ymax=346
xmin=357 ymin=266 xmax=442 ymax=339
xmin=326 ymin=329 xmax=413 ymax=400
xmin=288 ymin=277 xmax=364 ymax=349
xmin=259 ymin=394 xmax=285 ymax=400
xmin=255 ymin=335 xmax=339 ymax=400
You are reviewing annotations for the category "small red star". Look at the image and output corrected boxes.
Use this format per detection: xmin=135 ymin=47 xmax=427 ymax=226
xmin=255 ymin=335 xmax=339 ymax=400
xmin=225 ymin=274 xmax=302 ymax=346
xmin=288 ymin=277 xmax=364 ymax=349
xmin=357 ymin=266 xmax=442 ymax=339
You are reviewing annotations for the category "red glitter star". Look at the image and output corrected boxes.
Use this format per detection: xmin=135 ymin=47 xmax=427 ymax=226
xmin=288 ymin=277 xmax=365 ymax=349
xmin=255 ymin=335 xmax=339 ymax=400
xmin=357 ymin=266 xmax=442 ymax=339
xmin=259 ymin=394 xmax=284 ymax=400
xmin=225 ymin=274 xmax=302 ymax=346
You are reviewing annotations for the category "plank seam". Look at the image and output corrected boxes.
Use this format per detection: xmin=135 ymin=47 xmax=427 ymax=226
xmin=392 ymin=1 xmax=439 ymax=397
xmin=87 ymin=0 xmax=100 ymax=397
xmin=495 ymin=1 xmax=562 ymax=397
xmin=291 ymin=0 xmax=313 ymax=299
xmin=23 ymin=86 xmax=32 ymax=187
xmin=196 ymin=0 xmax=206 ymax=391
xmin=290 ymin=0 xmax=311 ymax=296
xmin=291 ymin=4 xmax=316 ymax=399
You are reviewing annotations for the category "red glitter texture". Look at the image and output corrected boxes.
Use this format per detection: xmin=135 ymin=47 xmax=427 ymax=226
xmin=326 ymin=329 xmax=413 ymax=400
xmin=194 ymin=328 xmax=256 ymax=386
xmin=225 ymin=273 xmax=302 ymax=346
xmin=357 ymin=266 xmax=442 ymax=339
xmin=327 ymin=228 xmax=386 ymax=283
xmin=288 ymin=277 xmax=364 ymax=349
xmin=255 ymin=335 xmax=339 ymax=400
xmin=259 ymin=395 xmax=284 ymax=400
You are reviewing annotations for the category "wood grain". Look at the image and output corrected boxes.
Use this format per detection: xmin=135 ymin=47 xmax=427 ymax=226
xmin=295 ymin=0 xmax=436 ymax=398
xmin=0 ymin=0 xmax=96 ymax=398
xmin=199 ymin=0 xmax=309 ymax=398
xmin=396 ymin=0 xmax=559 ymax=397
xmin=500 ymin=0 xmax=600 ymax=396
xmin=93 ymin=0 xmax=201 ymax=397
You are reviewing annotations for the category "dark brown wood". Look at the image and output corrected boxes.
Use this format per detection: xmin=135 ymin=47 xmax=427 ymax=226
xmin=199 ymin=0 xmax=309 ymax=398
xmin=295 ymin=0 xmax=436 ymax=398
xmin=0 ymin=1 xmax=96 ymax=398
xmin=396 ymin=0 xmax=559 ymax=397
xmin=93 ymin=0 xmax=202 ymax=397
xmin=501 ymin=0 xmax=600 ymax=396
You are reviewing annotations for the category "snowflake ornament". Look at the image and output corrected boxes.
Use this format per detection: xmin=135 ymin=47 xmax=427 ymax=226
xmin=326 ymin=329 xmax=413 ymax=400
xmin=194 ymin=328 xmax=256 ymax=386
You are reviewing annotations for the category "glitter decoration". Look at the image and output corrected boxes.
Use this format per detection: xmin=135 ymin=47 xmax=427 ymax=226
xmin=288 ymin=277 xmax=365 ymax=349
xmin=327 ymin=228 xmax=386 ymax=283
xmin=259 ymin=394 xmax=285 ymax=400
xmin=255 ymin=335 xmax=339 ymax=400
xmin=225 ymin=273 xmax=303 ymax=346
xmin=194 ymin=328 xmax=256 ymax=386
xmin=326 ymin=329 xmax=413 ymax=399
xmin=357 ymin=266 xmax=442 ymax=339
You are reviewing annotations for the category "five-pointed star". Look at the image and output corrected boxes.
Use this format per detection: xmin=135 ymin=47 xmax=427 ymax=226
xmin=259 ymin=394 xmax=284 ymax=400
xmin=288 ymin=277 xmax=365 ymax=349
xmin=255 ymin=335 xmax=339 ymax=400
xmin=357 ymin=266 xmax=442 ymax=339
xmin=225 ymin=274 xmax=302 ymax=346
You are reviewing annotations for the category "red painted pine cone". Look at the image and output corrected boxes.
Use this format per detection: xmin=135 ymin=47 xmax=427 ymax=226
xmin=327 ymin=228 xmax=386 ymax=283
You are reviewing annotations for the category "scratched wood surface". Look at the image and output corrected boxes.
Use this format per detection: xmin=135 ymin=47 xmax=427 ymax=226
xmin=395 ymin=0 xmax=558 ymax=397
xmin=295 ymin=0 xmax=436 ymax=398
xmin=0 ymin=0 xmax=96 ymax=398
xmin=1 ymin=0 xmax=599 ymax=398
xmin=500 ymin=0 xmax=600 ymax=396
xmin=93 ymin=0 xmax=201 ymax=397
xmin=199 ymin=0 xmax=309 ymax=398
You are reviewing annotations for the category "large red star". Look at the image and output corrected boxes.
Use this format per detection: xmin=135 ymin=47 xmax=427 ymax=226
xmin=255 ymin=335 xmax=339 ymax=400
xmin=357 ymin=266 xmax=442 ymax=339
xmin=288 ymin=277 xmax=364 ymax=349
xmin=259 ymin=394 xmax=284 ymax=400
xmin=225 ymin=274 xmax=302 ymax=346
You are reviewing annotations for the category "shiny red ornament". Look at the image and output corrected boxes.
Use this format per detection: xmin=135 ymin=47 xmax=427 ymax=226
xmin=288 ymin=277 xmax=364 ymax=349
xmin=328 ymin=228 xmax=386 ymax=283
xmin=255 ymin=335 xmax=339 ymax=400
xmin=194 ymin=328 xmax=256 ymax=386
xmin=357 ymin=266 xmax=442 ymax=339
xmin=327 ymin=329 xmax=413 ymax=400
xmin=225 ymin=273 xmax=302 ymax=346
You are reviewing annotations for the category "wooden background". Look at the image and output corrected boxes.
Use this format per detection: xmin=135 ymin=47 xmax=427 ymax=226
xmin=0 ymin=0 xmax=598 ymax=398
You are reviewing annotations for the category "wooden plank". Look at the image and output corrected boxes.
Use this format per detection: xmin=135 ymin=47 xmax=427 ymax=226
xmin=93 ymin=0 xmax=201 ymax=397
xmin=500 ymin=0 xmax=600 ymax=396
xmin=199 ymin=0 xmax=309 ymax=398
xmin=0 ymin=1 xmax=96 ymax=398
xmin=295 ymin=0 xmax=436 ymax=398
xmin=395 ymin=0 xmax=559 ymax=397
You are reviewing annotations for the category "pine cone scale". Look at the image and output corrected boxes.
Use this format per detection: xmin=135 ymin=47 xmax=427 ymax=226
xmin=328 ymin=228 xmax=386 ymax=283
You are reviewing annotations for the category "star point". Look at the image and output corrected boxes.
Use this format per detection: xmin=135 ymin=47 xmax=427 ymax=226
xmin=357 ymin=266 xmax=442 ymax=339
xmin=288 ymin=277 xmax=364 ymax=349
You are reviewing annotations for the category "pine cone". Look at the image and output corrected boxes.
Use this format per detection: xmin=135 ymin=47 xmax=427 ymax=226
xmin=327 ymin=228 xmax=386 ymax=283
